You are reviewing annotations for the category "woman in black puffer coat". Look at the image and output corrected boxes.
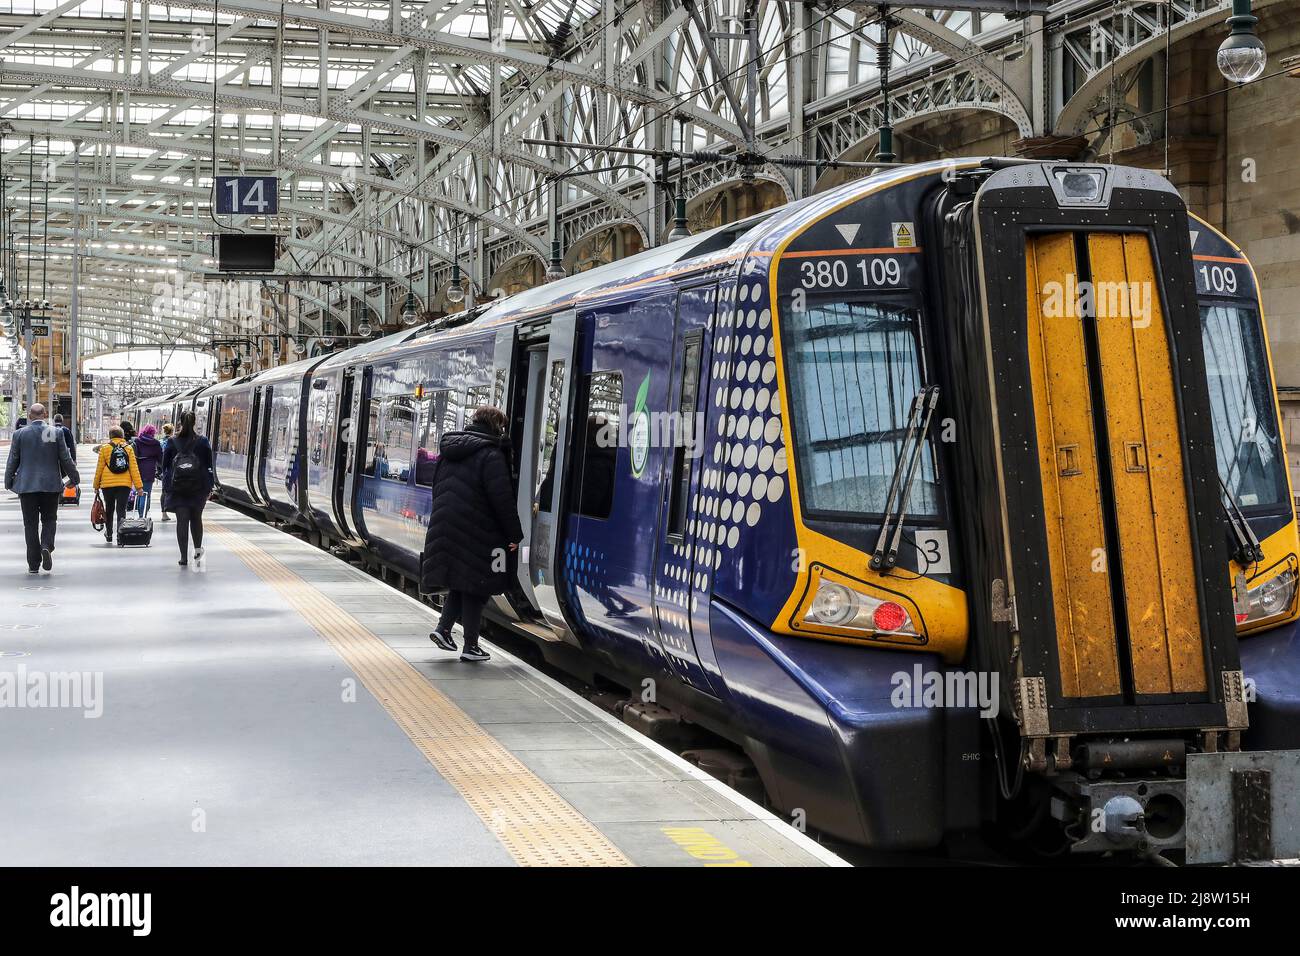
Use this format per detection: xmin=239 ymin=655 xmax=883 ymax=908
xmin=420 ymin=405 xmax=524 ymax=663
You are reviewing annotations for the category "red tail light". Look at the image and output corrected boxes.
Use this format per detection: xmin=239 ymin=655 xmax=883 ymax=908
xmin=872 ymin=601 xmax=908 ymax=632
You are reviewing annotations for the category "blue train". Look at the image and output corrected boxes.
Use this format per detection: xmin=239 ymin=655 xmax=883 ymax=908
xmin=128 ymin=159 xmax=1300 ymax=861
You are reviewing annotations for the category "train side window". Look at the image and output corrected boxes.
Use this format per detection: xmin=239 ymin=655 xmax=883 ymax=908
xmin=574 ymin=371 xmax=622 ymax=520
xmin=467 ymin=383 xmax=493 ymax=410
xmin=308 ymin=390 xmax=329 ymax=466
xmin=378 ymin=396 xmax=416 ymax=482
xmin=535 ymin=360 xmax=566 ymax=513
xmin=443 ymin=391 xmax=465 ymax=436
xmin=363 ymin=397 xmax=382 ymax=476
xmin=667 ymin=334 xmax=703 ymax=538
xmin=416 ymin=389 xmax=451 ymax=486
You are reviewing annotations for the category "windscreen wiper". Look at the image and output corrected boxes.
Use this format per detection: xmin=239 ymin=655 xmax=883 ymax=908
xmin=871 ymin=385 xmax=940 ymax=572
xmin=1220 ymin=476 xmax=1264 ymax=566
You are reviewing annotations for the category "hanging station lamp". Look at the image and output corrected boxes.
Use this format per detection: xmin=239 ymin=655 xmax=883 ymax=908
xmin=401 ymin=291 xmax=419 ymax=326
xmin=1218 ymin=0 xmax=1267 ymax=83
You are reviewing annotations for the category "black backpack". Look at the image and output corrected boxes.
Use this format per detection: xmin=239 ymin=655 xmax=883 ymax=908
xmin=107 ymin=442 xmax=130 ymax=474
xmin=171 ymin=439 xmax=204 ymax=495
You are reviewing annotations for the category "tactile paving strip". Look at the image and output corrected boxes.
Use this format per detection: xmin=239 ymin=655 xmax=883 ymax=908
xmin=209 ymin=523 xmax=633 ymax=867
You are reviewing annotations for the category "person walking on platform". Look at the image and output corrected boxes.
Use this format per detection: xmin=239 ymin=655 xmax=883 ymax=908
xmin=161 ymin=410 xmax=214 ymax=568
xmin=159 ymin=423 xmax=174 ymax=522
xmin=132 ymin=424 xmax=164 ymax=517
xmin=419 ymin=405 xmax=524 ymax=663
xmin=5 ymin=403 xmax=79 ymax=573
xmin=52 ymin=414 xmax=76 ymax=460
xmin=94 ymin=425 xmax=143 ymax=544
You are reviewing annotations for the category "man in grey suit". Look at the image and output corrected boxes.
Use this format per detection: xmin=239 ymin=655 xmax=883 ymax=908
xmin=5 ymin=403 xmax=80 ymax=573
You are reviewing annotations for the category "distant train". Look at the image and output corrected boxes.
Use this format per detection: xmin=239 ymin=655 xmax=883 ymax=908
xmin=127 ymin=159 xmax=1300 ymax=862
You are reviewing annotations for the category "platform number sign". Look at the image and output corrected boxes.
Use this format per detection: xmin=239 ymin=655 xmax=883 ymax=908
xmin=216 ymin=175 xmax=278 ymax=216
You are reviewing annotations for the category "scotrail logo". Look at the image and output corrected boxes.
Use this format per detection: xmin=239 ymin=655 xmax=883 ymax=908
xmin=0 ymin=665 xmax=103 ymax=718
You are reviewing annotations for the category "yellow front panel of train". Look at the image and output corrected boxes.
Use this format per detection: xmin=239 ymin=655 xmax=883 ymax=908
xmin=1088 ymin=234 xmax=1206 ymax=695
xmin=1026 ymin=233 xmax=1122 ymax=697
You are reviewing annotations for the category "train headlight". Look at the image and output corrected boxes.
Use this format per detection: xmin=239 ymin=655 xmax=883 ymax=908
xmin=1239 ymin=568 xmax=1297 ymax=624
xmin=808 ymin=582 xmax=855 ymax=626
xmin=1053 ymin=168 xmax=1104 ymax=201
xmin=802 ymin=578 xmax=918 ymax=636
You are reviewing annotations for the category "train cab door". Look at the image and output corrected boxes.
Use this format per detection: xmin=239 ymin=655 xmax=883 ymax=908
xmin=949 ymin=173 xmax=1243 ymax=747
xmin=649 ymin=286 xmax=720 ymax=693
xmin=520 ymin=311 xmax=581 ymax=639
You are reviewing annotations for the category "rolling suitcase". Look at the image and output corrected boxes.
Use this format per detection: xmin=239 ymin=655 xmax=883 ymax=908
xmin=116 ymin=516 xmax=154 ymax=547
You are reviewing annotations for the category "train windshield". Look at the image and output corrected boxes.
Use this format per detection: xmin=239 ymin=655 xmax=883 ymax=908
xmin=785 ymin=299 xmax=938 ymax=518
xmin=1201 ymin=303 xmax=1289 ymax=512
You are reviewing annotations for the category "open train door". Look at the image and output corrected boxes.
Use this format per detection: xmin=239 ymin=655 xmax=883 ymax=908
xmin=335 ymin=365 xmax=370 ymax=546
xmin=938 ymin=163 xmax=1246 ymax=772
xmin=518 ymin=310 xmax=581 ymax=641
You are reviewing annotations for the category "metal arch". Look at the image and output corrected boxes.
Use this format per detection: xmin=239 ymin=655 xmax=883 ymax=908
xmin=809 ymin=70 xmax=1031 ymax=166
xmin=156 ymin=0 xmax=748 ymax=148
xmin=1052 ymin=0 xmax=1254 ymax=137
xmin=888 ymin=7 xmax=1033 ymax=137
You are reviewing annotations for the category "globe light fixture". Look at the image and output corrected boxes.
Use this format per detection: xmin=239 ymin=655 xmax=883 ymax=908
xmin=1218 ymin=0 xmax=1267 ymax=84
xmin=445 ymin=263 xmax=465 ymax=304
xmin=400 ymin=292 xmax=419 ymax=326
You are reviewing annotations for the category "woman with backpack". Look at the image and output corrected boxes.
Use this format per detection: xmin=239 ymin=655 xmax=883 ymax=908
xmin=93 ymin=426 xmax=144 ymax=544
xmin=161 ymin=410 xmax=215 ymax=568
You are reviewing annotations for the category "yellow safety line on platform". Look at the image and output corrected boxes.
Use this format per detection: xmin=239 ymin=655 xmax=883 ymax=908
xmin=207 ymin=522 xmax=633 ymax=867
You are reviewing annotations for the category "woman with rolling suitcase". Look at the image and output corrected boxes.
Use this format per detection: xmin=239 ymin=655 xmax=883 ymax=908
xmin=131 ymin=424 xmax=164 ymax=518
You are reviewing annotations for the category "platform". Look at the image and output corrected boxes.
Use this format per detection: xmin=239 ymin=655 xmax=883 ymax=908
xmin=0 ymin=446 xmax=843 ymax=867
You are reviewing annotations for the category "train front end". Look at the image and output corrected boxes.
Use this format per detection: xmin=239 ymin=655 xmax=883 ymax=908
xmin=742 ymin=159 xmax=1300 ymax=861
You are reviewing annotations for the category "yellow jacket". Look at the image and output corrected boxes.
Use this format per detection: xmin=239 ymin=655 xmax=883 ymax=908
xmin=94 ymin=438 xmax=143 ymax=491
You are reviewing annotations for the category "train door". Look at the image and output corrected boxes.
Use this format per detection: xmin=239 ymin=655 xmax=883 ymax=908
xmin=1024 ymin=231 xmax=1211 ymax=704
xmin=485 ymin=326 xmax=536 ymax=623
xmin=252 ymin=385 xmax=273 ymax=505
xmin=648 ymin=286 xmax=719 ymax=692
xmin=948 ymin=175 xmax=1242 ymax=750
xmin=345 ymin=366 xmax=374 ymax=545
xmin=335 ymin=366 xmax=366 ymax=543
xmin=520 ymin=311 xmax=580 ymax=638
xmin=244 ymin=385 xmax=265 ymax=501
xmin=210 ymin=397 xmax=223 ymax=488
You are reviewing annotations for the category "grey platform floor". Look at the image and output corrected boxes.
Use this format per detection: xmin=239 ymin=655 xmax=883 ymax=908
xmin=0 ymin=445 xmax=843 ymax=867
